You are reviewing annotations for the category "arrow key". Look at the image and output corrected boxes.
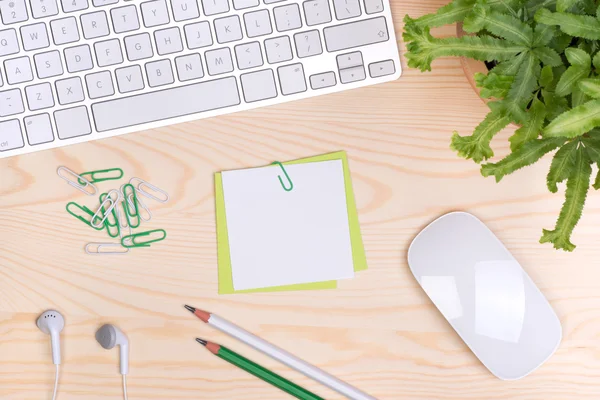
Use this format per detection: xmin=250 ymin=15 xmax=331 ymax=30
xmin=310 ymin=71 xmax=336 ymax=89
xmin=368 ymin=59 xmax=395 ymax=78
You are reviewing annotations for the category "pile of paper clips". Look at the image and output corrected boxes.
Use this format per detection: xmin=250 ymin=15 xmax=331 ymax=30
xmin=57 ymin=166 xmax=169 ymax=255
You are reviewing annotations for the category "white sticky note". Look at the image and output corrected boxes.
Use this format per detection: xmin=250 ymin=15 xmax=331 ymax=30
xmin=221 ymin=160 xmax=355 ymax=290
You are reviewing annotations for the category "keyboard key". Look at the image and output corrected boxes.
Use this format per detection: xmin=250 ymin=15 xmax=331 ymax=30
xmin=264 ymin=36 xmax=292 ymax=64
xmin=332 ymin=0 xmax=360 ymax=20
xmin=5 ymin=56 xmax=34 ymax=84
xmin=205 ymin=47 xmax=233 ymax=75
xmin=264 ymin=0 xmax=285 ymax=3
xmin=111 ymin=5 xmax=140 ymax=33
xmin=244 ymin=10 xmax=272 ymax=38
xmin=184 ymin=21 xmax=213 ymax=49
xmin=85 ymin=70 xmax=114 ymax=99
xmin=0 ymin=88 xmax=25 ymax=116
xmin=25 ymin=113 xmax=54 ymax=145
xmin=81 ymin=11 xmax=110 ymax=39
xmin=0 ymin=120 xmax=24 ymax=151
xmin=146 ymin=59 xmax=174 ymax=87
xmin=240 ymin=69 xmax=276 ymax=102
xmin=124 ymin=33 xmax=154 ymax=61
xmin=175 ymin=53 xmax=204 ymax=81
xmin=55 ymin=76 xmax=85 ymax=104
xmin=155 ymin=27 xmax=184 ymax=55
xmin=336 ymin=51 xmax=362 ymax=69
xmin=34 ymin=50 xmax=64 ymax=79
xmin=323 ymin=16 xmax=388 ymax=52
xmin=274 ymin=4 xmax=302 ymax=32
xmin=278 ymin=63 xmax=306 ymax=95
xmin=21 ymin=23 xmax=50 ymax=51
xmin=94 ymin=39 xmax=124 ymax=67
xmin=294 ymin=30 xmax=322 ymax=58
xmin=64 ymin=44 xmax=94 ymax=72
xmin=201 ymin=0 xmax=229 ymax=16
xmin=215 ymin=15 xmax=243 ymax=44
xmin=54 ymin=106 xmax=92 ymax=139
xmin=30 ymin=0 xmax=59 ymax=19
xmin=115 ymin=65 xmax=145 ymax=93
xmin=309 ymin=71 xmax=336 ymax=89
xmin=364 ymin=0 xmax=382 ymax=14
xmin=233 ymin=0 xmax=259 ymax=10
xmin=0 ymin=0 xmax=28 ymax=24
xmin=60 ymin=0 xmax=89 ymax=12
xmin=50 ymin=17 xmax=80 ymax=45
xmin=91 ymin=76 xmax=240 ymax=132
xmin=339 ymin=65 xmax=364 ymax=83
xmin=303 ymin=0 xmax=331 ymax=26
xmin=25 ymin=82 xmax=55 ymax=110
xmin=93 ymin=0 xmax=119 ymax=6
xmin=171 ymin=0 xmax=200 ymax=21
xmin=369 ymin=59 xmax=394 ymax=77
xmin=0 ymin=29 xmax=20 ymax=57
xmin=235 ymin=41 xmax=263 ymax=70
xmin=141 ymin=0 xmax=170 ymax=27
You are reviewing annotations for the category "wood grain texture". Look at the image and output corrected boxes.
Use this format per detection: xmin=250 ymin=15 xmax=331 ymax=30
xmin=1 ymin=1 xmax=600 ymax=398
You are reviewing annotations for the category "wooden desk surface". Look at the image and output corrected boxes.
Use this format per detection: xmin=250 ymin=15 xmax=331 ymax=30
xmin=2 ymin=1 xmax=600 ymax=398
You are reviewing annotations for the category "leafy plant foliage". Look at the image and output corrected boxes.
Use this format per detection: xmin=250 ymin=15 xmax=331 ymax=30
xmin=404 ymin=0 xmax=600 ymax=251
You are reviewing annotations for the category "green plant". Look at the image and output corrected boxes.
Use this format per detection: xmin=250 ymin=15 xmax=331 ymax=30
xmin=403 ymin=0 xmax=600 ymax=251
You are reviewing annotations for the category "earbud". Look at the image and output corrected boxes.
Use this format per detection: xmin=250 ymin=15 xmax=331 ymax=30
xmin=96 ymin=324 xmax=129 ymax=375
xmin=36 ymin=310 xmax=65 ymax=365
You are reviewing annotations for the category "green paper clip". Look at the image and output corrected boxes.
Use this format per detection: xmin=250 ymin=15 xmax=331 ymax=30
xmin=78 ymin=168 xmax=124 ymax=185
xmin=66 ymin=202 xmax=104 ymax=231
xmin=121 ymin=229 xmax=167 ymax=248
xmin=272 ymin=161 xmax=293 ymax=191
xmin=122 ymin=184 xmax=140 ymax=228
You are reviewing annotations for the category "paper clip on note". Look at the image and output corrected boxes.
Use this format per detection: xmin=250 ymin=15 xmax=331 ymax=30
xmin=272 ymin=162 xmax=293 ymax=191
xmin=78 ymin=168 xmax=124 ymax=185
xmin=121 ymin=229 xmax=167 ymax=248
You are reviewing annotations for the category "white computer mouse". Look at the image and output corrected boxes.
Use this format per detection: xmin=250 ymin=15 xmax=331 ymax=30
xmin=407 ymin=212 xmax=562 ymax=380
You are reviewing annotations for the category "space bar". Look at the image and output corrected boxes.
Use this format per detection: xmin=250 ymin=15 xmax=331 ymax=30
xmin=91 ymin=77 xmax=241 ymax=132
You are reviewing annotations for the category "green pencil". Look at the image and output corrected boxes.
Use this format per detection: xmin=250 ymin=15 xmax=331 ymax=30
xmin=195 ymin=338 xmax=324 ymax=400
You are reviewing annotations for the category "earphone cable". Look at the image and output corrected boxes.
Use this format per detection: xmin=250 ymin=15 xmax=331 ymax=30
xmin=123 ymin=375 xmax=128 ymax=400
xmin=52 ymin=364 xmax=59 ymax=400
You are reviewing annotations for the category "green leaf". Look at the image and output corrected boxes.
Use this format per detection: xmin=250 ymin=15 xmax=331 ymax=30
xmin=535 ymin=8 xmax=600 ymax=40
xmin=509 ymin=97 xmax=547 ymax=151
xmin=557 ymin=0 xmax=580 ymax=12
xmin=503 ymin=52 xmax=541 ymax=123
xmin=543 ymin=89 xmax=570 ymax=119
xmin=547 ymin=140 xmax=578 ymax=192
xmin=532 ymin=47 xmax=563 ymax=67
xmin=491 ymin=52 xmax=527 ymax=76
xmin=540 ymin=147 xmax=592 ymax=251
xmin=555 ymin=66 xmax=590 ymax=96
xmin=549 ymin=32 xmax=575 ymax=53
xmin=532 ymin=24 xmax=557 ymax=47
xmin=403 ymin=17 xmax=527 ymax=72
xmin=451 ymin=107 xmax=511 ymax=163
xmin=475 ymin=72 xmax=514 ymax=98
xmin=540 ymin=65 xmax=554 ymax=87
xmin=527 ymin=0 xmax=557 ymax=14
xmin=593 ymin=52 xmax=600 ymax=69
xmin=572 ymin=87 xmax=590 ymax=108
xmin=583 ymin=137 xmax=600 ymax=165
xmin=464 ymin=4 xmax=533 ymax=46
xmin=565 ymin=47 xmax=591 ymax=67
xmin=544 ymin=99 xmax=600 ymax=138
xmin=412 ymin=0 xmax=477 ymax=28
xmin=481 ymin=137 xmax=565 ymax=182
xmin=577 ymin=79 xmax=600 ymax=98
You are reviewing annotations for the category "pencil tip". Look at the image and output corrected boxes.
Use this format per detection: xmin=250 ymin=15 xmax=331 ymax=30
xmin=195 ymin=338 xmax=207 ymax=346
xmin=184 ymin=305 xmax=196 ymax=313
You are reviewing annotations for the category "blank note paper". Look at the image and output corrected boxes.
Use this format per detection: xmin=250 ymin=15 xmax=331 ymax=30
xmin=221 ymin=160 xmax=355 ymax=291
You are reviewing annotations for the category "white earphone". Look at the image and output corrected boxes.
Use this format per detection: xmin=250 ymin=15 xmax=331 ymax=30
xmin=37 ymin=310 xmax=65 ymax=400
xmin=96 ymin=324 xmax=130 ymax=400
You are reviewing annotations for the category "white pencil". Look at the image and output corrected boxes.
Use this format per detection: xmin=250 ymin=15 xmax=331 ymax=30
xmin=185 ymin=305 xmax=377 ymax=400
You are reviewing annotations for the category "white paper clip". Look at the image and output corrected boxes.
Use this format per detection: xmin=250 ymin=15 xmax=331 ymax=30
xmin=127 ymin=193 xmax=152 ymax=222
xmin=90 ymin=197 xmax=118 ymax=228
xmin=85 ymin=243 xmax=129 ymax=255
xmin=129 ymin=177 xmax=169 ymax=203
xmin=57 ymin=166 xmax=98 ymax=196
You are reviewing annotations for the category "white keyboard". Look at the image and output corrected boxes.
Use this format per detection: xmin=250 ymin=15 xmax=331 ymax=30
xmin=0 ymin=0 xmax=401 ymax=159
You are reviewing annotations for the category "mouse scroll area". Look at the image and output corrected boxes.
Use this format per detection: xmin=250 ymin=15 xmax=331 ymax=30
xmin=408 ymin=212 xmax=562 ymax=380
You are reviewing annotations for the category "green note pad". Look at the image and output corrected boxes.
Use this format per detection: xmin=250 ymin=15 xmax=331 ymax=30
xmin=215 ymin=151 xmax=367 ymax=294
